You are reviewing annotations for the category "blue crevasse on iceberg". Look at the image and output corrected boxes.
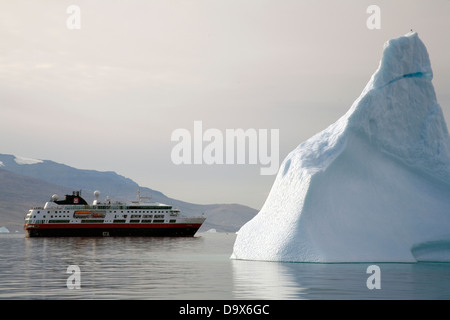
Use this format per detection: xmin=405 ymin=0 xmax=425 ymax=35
xmin=231 ymin=32 xmax=450 ymax=262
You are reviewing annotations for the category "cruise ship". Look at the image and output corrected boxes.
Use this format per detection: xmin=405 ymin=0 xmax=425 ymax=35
xmin=24 ymin=190 xmax=205 ymax=237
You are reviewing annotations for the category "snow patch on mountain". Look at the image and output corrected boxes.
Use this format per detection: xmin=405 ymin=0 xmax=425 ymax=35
xmin=14 ymin=156 xmax=43 ymax=165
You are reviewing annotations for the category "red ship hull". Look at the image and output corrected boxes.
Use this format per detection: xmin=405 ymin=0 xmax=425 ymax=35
xmin=24 ymin=222 xmax=203 ymax=237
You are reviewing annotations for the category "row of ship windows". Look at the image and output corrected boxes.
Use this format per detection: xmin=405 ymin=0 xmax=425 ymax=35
xmin=28 ymin=215 xmax=71 ymax=219
xmin=35 ymin=210 xmax=171 ymax=214
xmin=30 ymin=211 xmax=171 ymax=219
xmin=128 ymin=214 xmax=164 ymax=218
xmin=25 ymin=219 xmax=177 ymax=224
xmin=28 ymin=214 xmax=166 ymax=219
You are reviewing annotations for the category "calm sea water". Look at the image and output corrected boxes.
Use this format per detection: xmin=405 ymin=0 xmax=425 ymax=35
xmin=1 ymin=232 xmax=450 ymax=300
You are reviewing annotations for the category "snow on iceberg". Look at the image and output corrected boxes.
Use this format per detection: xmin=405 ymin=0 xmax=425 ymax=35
xmin=231 ymin=32 xmax=450 ymax=263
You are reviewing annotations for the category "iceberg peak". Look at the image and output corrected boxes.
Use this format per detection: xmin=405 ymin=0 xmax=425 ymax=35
xmin=346 ymin=32 xmax=450 ymax=182
xmin=285 ymin=32 xmax=450 ymax=180
xmin=231 ymin=33 xmax=450 ymax=263
xmin=371 ymin=32 xmax=433 ymax=90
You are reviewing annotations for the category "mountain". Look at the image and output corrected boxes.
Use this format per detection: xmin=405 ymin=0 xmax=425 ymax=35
xmin=232 ymin=32 xmax=450 ymax=262
xmin=0 ymin=154 xmax=257 ymax=232
xmin=0 ymin=168 xmax=74 ymax=231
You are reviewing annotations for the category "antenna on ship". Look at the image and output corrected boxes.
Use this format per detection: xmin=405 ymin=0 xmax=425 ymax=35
xmin=136 ymin=188 xmax=152 ymax=203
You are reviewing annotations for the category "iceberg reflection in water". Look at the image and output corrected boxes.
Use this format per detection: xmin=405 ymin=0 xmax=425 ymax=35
xmin=2 ymin=233 xmax=450 ymax=299
xmin=232 ymin=259 xmax=450 ymax=300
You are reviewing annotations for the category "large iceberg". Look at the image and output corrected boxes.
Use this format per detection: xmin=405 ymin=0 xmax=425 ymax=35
xmin=231 ymin=32 xmax=450 ymax=262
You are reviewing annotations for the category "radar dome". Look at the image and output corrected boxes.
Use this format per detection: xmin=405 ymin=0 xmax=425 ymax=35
xmin=51 ymin=194 xmax=58 ymax=201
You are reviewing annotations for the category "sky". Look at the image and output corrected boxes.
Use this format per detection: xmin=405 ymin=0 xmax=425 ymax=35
xmin=1 ymin=0 xmax=449 ymax=210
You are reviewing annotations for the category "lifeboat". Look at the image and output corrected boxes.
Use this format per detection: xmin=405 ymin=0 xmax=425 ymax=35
xmin=92 ymin=211 xmax=106 ymax=218
xmin=74 ymin=210 xmax=91 ymax=218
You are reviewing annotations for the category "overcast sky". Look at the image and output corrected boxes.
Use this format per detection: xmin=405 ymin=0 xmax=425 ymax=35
xmin=1 ymin=0 xmax=449 ymax=209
